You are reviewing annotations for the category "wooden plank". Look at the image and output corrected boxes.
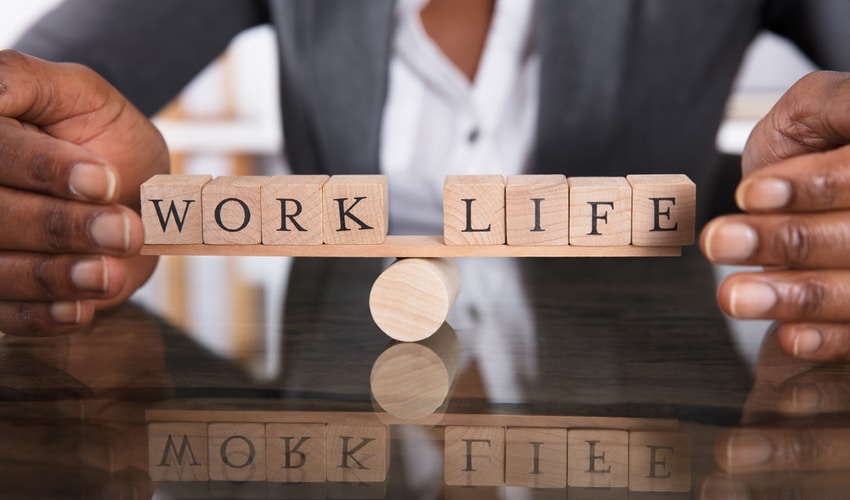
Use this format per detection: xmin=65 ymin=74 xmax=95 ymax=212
xmin=142 ymin=235 xmax=680 ymax=258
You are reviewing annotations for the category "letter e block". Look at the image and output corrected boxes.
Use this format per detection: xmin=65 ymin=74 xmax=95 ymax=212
xmin=444 ymin=175 xmax=506 ymax=245
xmin=506 ymin=175 xmax=569 ymax=246
xmin=266 ymin=423 xmax=327 ymax=483
xmin=322 ymin=175 xmax=389 ymax=244
xmin=326 ymin=424 xmax=389 ymax=483
xmin=141 ymin=174 xmax=210 ymax=244
xmin=505 ymin=427 xmax=567 ymax=488
xmin=208 ymin=423 xmax=266 ymax=482
xmin=568 ymin=177 xmax=632 ymax=246
xmin=628 ymin=431 xmax=691 ymax=492
xmin=628 ymin=174 xmax=696 ymax=246
xmin=568 ymin=429 xmax=628 ymax=488
xmin=148 ymin=422 xmax=209 ymax=482
xmin=203 ymin=176 xmax=264 ymax=245
xmin=444 ymin=426 xmax=505 ymax=486
xmin=262 ymin=175 xmax=328 ymax=245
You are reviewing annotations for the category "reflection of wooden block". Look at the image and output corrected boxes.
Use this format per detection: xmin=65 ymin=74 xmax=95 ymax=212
xmin=444 ymin=486 xmax=501 ymax=500
xmin=505 ymin=427 xmax=567 ymax=488
xmin=506 ymin=175 xmax=570 ymax=245
xmin=628 ymin=431 xmax=691 ymax=492
xmin=568 ymin=177 xmax=632 ymax=246
xmin=628 ymin=174 xmax=696 ymax=246
xmin=444 ymin=426 xmax=505 ymax=486
xmin=266 ymin=482 xmax=327 ymax=499
xmin=266 ymin=423 xmax=326 ymax=483
xmin=568 ymin=429 xmax=629 ymax=488
xmin=443 ymin=175 xmax=506 ymax=245
xmin=326 ymin=424 xmax=389 ymax=483
xmin=148 ymin=422 xmax=209 ymax=482
xmin=322 ymin=175 xmax=389 ymax=244
xmin=261 ymin=175 xmax=328 ymax=245
xmin=208 ymin=423 xmax=266 ymax=482
xmin=326 ymin=480 xmax=388 ymax=499
xmin=141 ymin=175 xmax=210 ymax=244
xmin=203 ymin=176 xmax=265 ymax=245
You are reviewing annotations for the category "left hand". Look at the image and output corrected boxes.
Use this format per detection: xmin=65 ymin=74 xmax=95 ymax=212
xmin=701 ymin=71 xmax=850 ymax=362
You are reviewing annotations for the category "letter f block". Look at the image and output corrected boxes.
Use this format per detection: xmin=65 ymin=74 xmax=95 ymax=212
xmin=322 ymin=175 xmax=389 ymax=244
xmin=141 ymin=174 xmax=210 ymax=244
xmin=443 ymin=175 xmax=506 ymax=245
xmin=568 ymin=177 xmax=632 ymax=246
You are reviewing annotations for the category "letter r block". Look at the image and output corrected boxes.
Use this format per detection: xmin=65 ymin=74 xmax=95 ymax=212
xmin=506 ymin=175 xmax=570 ymax=245
xmin=505 ymin=427 xmax=567 ymax=488
xmin=208 ymin=422 xmax=266 ymax=482
xmin=203 ymin=176 xmax=265 ymax=245
xmin=568 ymin=429 xmax=629 ymax=488
xmin=141 ymin=174 xmax=210 ymax=244
xmin=568 ymin=177 xmax=632 ymax=246
xmin=628 ymin=174 xmax=696 ymax=246
xmin=326 ymin=424 xmax=389 ymax=483
xmin=266 ymin=423 xmax=327 ymax=483
xmin=148 ymin=422 xmax=209 ymax=482
xmin=322 ymin=175 xmax=389 ymax=245
xmin=443 ymin=175 xmax=506 ymax=245
xmin=262 ymin=175 xmax=329 ymax=245
xmin=444 ymin=426 xmax=505 ymax=486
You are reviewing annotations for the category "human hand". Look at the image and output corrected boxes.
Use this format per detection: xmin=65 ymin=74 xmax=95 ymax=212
xmin=701 ymin=71 xmax=850 ymax=361
xmin=0 ymin=50 xmax=168 ymax=335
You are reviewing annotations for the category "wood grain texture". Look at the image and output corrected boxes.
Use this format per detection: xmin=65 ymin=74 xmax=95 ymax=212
xmin=326 ymin=424 xmax=389 ymax=483
xmin=208 ymin=422 xmax=266 ymax=482
xmin=444 ymin=175 xmax=506 ymax=245
xmin=568 ymin=429 xmax=629 ymax=488
xmin=202 ymin=176 xmax=265 ymax=245
xmin=444 ymin=426 xmax=505 ymax=486
xmin=505 ymin=427 xmax=567 ymax=488
xmin=322 ymin=175 xmax=388 ymax=245
xmin=568 ymin=177 xmax=632 ymax=246
xmin=261 ymin=175 xmax=328 ymax=245
xmin=148 ymin=422 xmax=209 ymax=482
xmin=628 ymin=431 xmax=691 ymax=492
xmin=266 ymin=423 xmax=327 ymax=483
xmin=628 ymin=174 xmax=696 ymax=246
xmin=141 ymin=174 xmax=210 ymax=244
xmin=506 ymin=174 xmax=570 ymax=246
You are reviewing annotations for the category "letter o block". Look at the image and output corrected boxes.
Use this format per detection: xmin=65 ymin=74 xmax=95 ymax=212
xmin=444 ymin=175 xmax=506 ymax=245
xmin=208 ymin=423 xmax=266 ymax=482
xmin=203 ymin=176 xmax=265 ymax=245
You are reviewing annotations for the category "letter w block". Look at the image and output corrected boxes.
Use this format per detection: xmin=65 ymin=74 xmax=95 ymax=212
xmin=141 ymin=174 xmax=210 ymax=244
xmin=148 ymin=422 xmax=209 ymax=482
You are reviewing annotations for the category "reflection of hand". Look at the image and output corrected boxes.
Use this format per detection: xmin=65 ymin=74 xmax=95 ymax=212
xmin=701 ymin=71 xmax=850 ymax=361
xmin=701 ymin=326 xmax=850 ymax=498
xmin=0 ymin=303 xmax=171 ymax=498
xmin=0 ymin=50 xmax=168 ymax=335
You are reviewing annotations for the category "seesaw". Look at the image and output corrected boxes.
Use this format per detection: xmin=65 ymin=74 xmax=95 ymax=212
xmin=141 ymin=173 xmax=694 ymax=341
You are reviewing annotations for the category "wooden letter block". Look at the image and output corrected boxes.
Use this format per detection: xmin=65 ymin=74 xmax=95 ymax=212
xmin=628 ymin=174 xmax=696 ymax=246
xmin=505 ymin=427 xmax=567 ymax=488
xmin=444 ymin=426 xmax=505 ymax=486
xmin=148 ymin=422 xmax=209 ymax=482
xmin=141 ymin=174 xmax=210 ymax=244
xmin=326 ymin=424 xmax=389 ymax=483
xmin=262 ymin=175 xmax=328 ymax=245
xmin=568 ymin=177 xmax=632 ymax=246
xmin=443 ymin=175 xmax=506 ymax=245
xmin=568 ymin=429 xmax=629 ymax=488
xmin=506 ymin=175 xmax=570 ymax=246
xmin=203 ymin=176 xmax=265 ymax=245
xmin=208 ymin=423 xmax=266 ymax=482
xmin=266 ymin=423 xmax=327 ymax=483
xmin=322 ymin=175 xmax=389 ymax=244
xmin=628 ymin=431 xmax=691 ymax=492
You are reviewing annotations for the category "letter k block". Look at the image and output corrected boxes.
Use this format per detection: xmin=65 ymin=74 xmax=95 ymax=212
xmin=141 ymin=174 xmax=211 ymax=244
xmin=322 ymin=175 xmax=389 ymax=245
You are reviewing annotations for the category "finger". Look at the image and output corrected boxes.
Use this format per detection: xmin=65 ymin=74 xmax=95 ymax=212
xmin=0 ymin=300 xmax=96 ymax=336
xmin=701 ymin=212 xmax=850 ymax=268
xmin=736 ymin=145 xmax=850 ymax=213
xmin=715 ymin=426 xmax=850 ymax=472
xmin=743 ymin=71 xmax=850 ymax=174
xmin=701 ymin=470 xmax=850 ymax=499
xmin=715 ymin=270 xmax=850 ymax=322
xmin=0 ymin=254 xmax=127 ymax=301
xmin=776 ymin=322 xmax=850 ymax=362
xmin=0 ymin=186 xmax=142 ymax=255
xmin=0 ymin=121 xmax=119 ymax=203
xmin=775 ymin=366 xmax=850 ymax=415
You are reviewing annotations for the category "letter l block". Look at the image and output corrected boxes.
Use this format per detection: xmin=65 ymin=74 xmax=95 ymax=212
xmin=443 ymin=175 xmax=506 ymax=245
xmin=141 ymin=174 xmax=210 ymax=244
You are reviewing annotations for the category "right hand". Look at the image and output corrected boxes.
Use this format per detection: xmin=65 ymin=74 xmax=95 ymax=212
xmin=0 ymin=50 xmax=168 ymax=335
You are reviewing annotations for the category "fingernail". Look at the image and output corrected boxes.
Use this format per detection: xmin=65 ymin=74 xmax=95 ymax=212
xmin=727 ymin=432 xmax=773 ymax=470
xmin=71 ymin=257 xmax=108 ymax=293
xmin=793 ymin=327 xmax=822 ymax=357
xmin=69 ymin=163 xmax=116 ymax=202
xmin=737 ymin=177 xmax=792 ymax=211
xmin=704 ymin=222 xmax=758 ymax=263
xmin=49 ymin=301 xmax=81 ymax=324
xmin=700 ymin=475 xmax=750 ymax=500
xmin=729 ymin=281 xmax=777 ymax=318
xmin=91 ymin=213 xmax=129 ymax=251
xmin=790 ymin=383 xmax=822 ymax=412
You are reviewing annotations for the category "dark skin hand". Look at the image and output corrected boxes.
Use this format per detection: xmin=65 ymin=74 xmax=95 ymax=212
xmin=0 ymin=50 xmax=168 ymax=335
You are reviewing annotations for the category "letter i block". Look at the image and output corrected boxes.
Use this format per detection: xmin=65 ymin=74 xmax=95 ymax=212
xmin=208 ymin=423 xmax=266 ymax=482
xmin=326 ymin=424 xmax=389 ymax=483
xmin=203 ymin=176 xmax=265 ymax=245
xmin=322 ymin=175 xmax=389 ymax=244
xmin=568 ymin=177 xmax=632 ymax=246
xmin=506 ymin=175 xmax=570 ymax=245
xmin=262 ymin=175 xmax=329 ymax=245
xmin=148 ymin=422 xmax=209 ymax=482
xmin=567 ymin=429 xmax=628 ymax=488
xmin=627 ymin=174 xmax=696 ymax=246
xmin=141 ymin=174 xmax=210 ymax=244
xmin=266 ymin=423 xmax=327 ymax=483
xmin=628 ymin=431 xmax=691 ymax=492
xmin=505 ymin=427 xmax=567 ymax=488
xmin=443 ymin=175 xmax=506 ymax=245
xmin=444 ymin=426 xmax=505 ymax=486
